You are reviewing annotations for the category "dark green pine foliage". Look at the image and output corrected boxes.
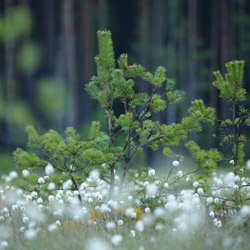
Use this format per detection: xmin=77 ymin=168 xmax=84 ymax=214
xmin=213 ymin=60 xmax=250 ymax=175
xmin=86 ymin=30 xmax=216 ymax=197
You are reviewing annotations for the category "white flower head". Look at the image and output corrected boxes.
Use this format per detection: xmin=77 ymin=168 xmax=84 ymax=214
xmin=106 ymin=221 xmax=116 ymax=230
xmin=48 ymin=223 xmax=57 ymax=232
xmin=48 ymin=182 xmax=56 ymax=190
xmin=111 ymin=235 xmax=123 ymax=246
xmin=45 ymin=163 xmax=54 ymax=175
xmin=22 ymin=169 xmax=30 ymax=177
xmin=246 ymin=159 xmax=250 ymax=170
xmin=130 ymin=230 xmax=136 ymax=237
xmin=229 ymin=159 xmax=234 ymax=165
xmin=38 ymin=177 xmax=45 ymax=184
xmin=172 ymin=160 xmax=180 ymax=167
xmin=9 ymin=171 xmax=18 ymax=179
xmin=148 ymin=169 xmax=155 ymax=176
xmin=24 ymin=229 xmax=37 ymax=240
xmin=146 ymin=184 xmax=158 ymax=196
xmin=89 ymin=170 xmax=100 ymax=181
xmin=86 ymin=238 xmax=110 ymax=250
xmin=176 ymin=170 xmax=183 ymax=177
xmin=135 ymin=220 xmax=145 ymax=232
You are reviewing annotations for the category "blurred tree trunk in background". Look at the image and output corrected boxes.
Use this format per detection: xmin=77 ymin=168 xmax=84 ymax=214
xmin=80 ymin=0 xmax=94 ymax=121
xmin=210 ymin=0 xmax=219 ymax=108
xmin=187 ymin=0 xmax=198 ymax=105
xmin=167 ymin=0 xmax=177 ymax=124
xmin=63 ymin=0 xmax=78 ymax=127
xmin=219 ymin=0 xmax=230 ymax=120
xmin=4 ymin=0 xmax=15 ymax=149
xmin=98 ymin=0 xmax=108 ymax=29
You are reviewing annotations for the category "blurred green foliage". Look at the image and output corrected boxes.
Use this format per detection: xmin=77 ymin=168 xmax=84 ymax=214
xmin=36 ymin=78 xmax=67 ymax=120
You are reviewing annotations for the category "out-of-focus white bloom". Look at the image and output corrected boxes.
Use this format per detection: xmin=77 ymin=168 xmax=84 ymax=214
xmin=145 ymin=207 xmax=150 ymax=213
xmin=48 ymin=223 xmax=57 ymax=232
xmin=22 ymin=169 xmax=30 ymax=177
xmin=45 ymin=163 xmax=54 ymax=175
xmin=48 ymin=182 xmax=56 ymax=190
xmin=125 ymin=208 xmax=136 ymax=218
xmin=9 ymin=171 xmax=18 ymax=179
xmin=213 ymin=218 xmax=222 ymax=228
xmin=148 ymin=169 xmax=155 ymax=176
xmin=19 ymin=227 xmax=25 ymax=232
xmin=0 ymin=190 xmax=3 ymax=195
xmin=24 ymin=229 xmax=37 ymax=240
xmin=135 ymin=220 xmax=144 ymax=232
xmin=240 ymin=205 xmax=250 ymax=217
xmin=193 ymin=181 xmax=199 ymax=188
xmin=172 ymin=160 xmax=180 ymax=167
xmin=224 ymin=172 xmax=235 ymax=187
xmin=130 ymin=230 xmax=136 ymax=237
xmin=176 ymin=170 xmax=183 ymax=177
xmin=111 ymin=235 xmax=123 ymax=246
xmin=0 ymin=216 xmax=4 ymax=221
xmin=229 ymin=159 xmax=234 ymax=165
xmin=22 ymin=216 xmax=29 ymax=224
xmin=209 ymin=211 xmax=215 ymax=218
xmin=80 ymin=182 xmax=88 ymax=191
xmin=1 ymin=241 xmax=8 ymax=248
xmin=246 ymin=159 xmax=250 ymax=170
xmin=38 ymin=177 xmax=45 ymax=184
xmin=56 ymin=220 xmax=61 ymax=226
xmin=12 ymin=205 xmax=18 ymax=211
xmin=128 ymin=196 xmax=133 ymax=201
xmin=146 ymin=184 xmax=158 ymax=196
xmin=63 ymin=180 xmax=72 ymax=190
xmin=88 ymin=198 xmax=93 ymax=203
xmin=44 ymin=176 xmax=49 ymax=180
xmin=117 ymin=219 xmax=124 ymax=226
xmin=90 ymin=170 xmax=100 ymax=181
xmin=143 ymin=181 xmax=149 ymax=187
xmin=31 ymin=191 xmax=37 ymax=198
xmin=164 ymin=182 xmax=169 ymax=188
xmin=106 ymin=221 xmax=116 ymax=230
xmin=197 ymin=188 xmax=203 ymax=195
xmin=234 ymin=175 xmax=240 ymax=183
xmin=37 ymin=197 xmax=43 ymax=203
xmin=86 ymin=238 xmax=110 ymax=250
xmin=206 ymin=197 xmax=213 ymax=204
xmin=155 ymin=223 xmax=164 ymax=231
xmin=154 ymin=207 xmax=165 ymax=218
xmin=100 ymin=204 xmax=109 ymax=213
xmin=48 ymin=195 xmax=55 ymax=202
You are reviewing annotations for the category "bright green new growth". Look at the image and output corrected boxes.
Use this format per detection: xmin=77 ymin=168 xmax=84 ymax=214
xmin=86 ymin=30 xmax=216 ymax=197
xmin=13 ymin=30 xmax=222 ymax=199
xmin=213 ymin=60 xmax=250 ymax=175
xmin=13 ymin=123 xmax=115 ymax=200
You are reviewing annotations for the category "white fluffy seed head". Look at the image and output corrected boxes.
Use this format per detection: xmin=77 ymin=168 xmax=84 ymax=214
xmin=172 ymin=160 xmax=180 ymax=167
xmin=45 ymin=163 xmax=54 ymax=175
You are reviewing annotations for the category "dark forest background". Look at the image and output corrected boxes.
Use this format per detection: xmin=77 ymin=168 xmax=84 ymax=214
xmin=1 ymin=0 xmax=250 ymax=173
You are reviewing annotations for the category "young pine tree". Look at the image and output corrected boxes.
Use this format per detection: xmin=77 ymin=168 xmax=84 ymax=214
xmin=213 ymin=60 xmax=250 ymax=175
xmin=86 ymin=30 xmax=216 ymax=198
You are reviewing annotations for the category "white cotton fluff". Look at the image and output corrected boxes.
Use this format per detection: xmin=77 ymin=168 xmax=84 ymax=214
xmin=111 ymin=235 xmax=123 ymax=246
xmin=86 ymin=238 xmax=110 ymax=250
xmin=106 ymin=221 xmax=116 ymax=230
xmin=22 ymin=169 xmax=30 ymax=177
xmin=148 ymin=169 xmax=155 ymax=176
xmin=38 ymin=177 xmax=45 ymax=184
xmin=45 ymin=163 xmax=54 ymax=175
xmin=172 ymin=160 xmax=180 ymax=167
xmin=135 ymin=220 xmax=145 ymax=232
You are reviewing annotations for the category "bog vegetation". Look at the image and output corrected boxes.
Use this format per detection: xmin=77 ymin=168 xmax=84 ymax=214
xmin=1 ymin=30 xmax=250 ymax=249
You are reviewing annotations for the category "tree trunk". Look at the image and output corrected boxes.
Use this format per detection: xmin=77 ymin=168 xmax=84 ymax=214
xmin=62 ymin=0 xmax=78 ymax=127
